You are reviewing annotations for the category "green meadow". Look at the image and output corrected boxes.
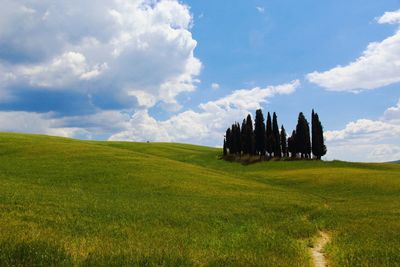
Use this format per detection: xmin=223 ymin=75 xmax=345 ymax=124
xmin=0 ymin=133 xmax=399 ymax=266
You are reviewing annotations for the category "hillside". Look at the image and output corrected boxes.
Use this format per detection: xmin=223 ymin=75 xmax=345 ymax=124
xmin=0 ymin=133 xmax=399 ymax=266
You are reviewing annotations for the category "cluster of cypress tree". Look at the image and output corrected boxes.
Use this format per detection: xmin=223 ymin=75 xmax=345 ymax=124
xmin=223 ymin=110 xmax=327 ymax=160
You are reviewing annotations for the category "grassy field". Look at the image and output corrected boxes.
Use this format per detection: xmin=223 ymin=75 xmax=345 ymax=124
xmin=0 ymin=133 xmax=399 ymax=266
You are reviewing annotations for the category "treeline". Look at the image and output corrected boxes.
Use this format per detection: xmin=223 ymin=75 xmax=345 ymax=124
xmin=223 ymin=110 xmax=327 ymax=160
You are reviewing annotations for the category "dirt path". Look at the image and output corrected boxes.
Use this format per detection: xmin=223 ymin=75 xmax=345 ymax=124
xmin=311 ymin=231 xmax=330 ymax=267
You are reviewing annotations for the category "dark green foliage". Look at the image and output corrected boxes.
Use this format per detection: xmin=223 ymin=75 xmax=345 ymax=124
xmin=245 ymin=115 xmax=255 ymax=155
xmin=295 ymin=112 xmax=311 ymax=159
xmin=265 ymin=112 xmax=273 ymax=157
xmin=223 ymin=110 xmax=326 ymax=160
xmin=288 ymin=130 xmax=296 ymax=158
xmin=236 ymin=123 xmax=242 ymax=155
xmin=239 ymin=115 xmax=255 ymax=155
xmin=223 ymin=139 xmax=227 ymax=156
xmin=226 ymin=124 xmax=240 ymax=155
xmin=254 ymin=109 xmax=266 ymax=156
xmin=312 ymin=110 xmax=327 ymax=160
xmin=280 ymin=126 xmax=288 ymax=157
xmin=272 ymin=112 xmax=281 ymax=158
xmin=223 ymin=116 xmax=254 ymax=156
xmin=225 ymin=128 xmax=232 ymax=154
xmin=231 ymin=123 xmax=241 ymax=155
xmin=306 ymin=124 xmax=311 ymax=158
xmin=241 ymin=119 xmax=247 ymax=154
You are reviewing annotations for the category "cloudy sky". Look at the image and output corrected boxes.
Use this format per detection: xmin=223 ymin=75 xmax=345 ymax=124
xmin=1 ymin=0 xmax=400 ymax=162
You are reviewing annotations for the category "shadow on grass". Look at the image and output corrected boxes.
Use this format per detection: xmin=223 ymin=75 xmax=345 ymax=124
xmin=82 ymin=252 xmax=195 ymax=267
xmin=222 ymin=154 xmax=313 ymax=165
xmin=0 ymin=240 xmax=72 ymax=266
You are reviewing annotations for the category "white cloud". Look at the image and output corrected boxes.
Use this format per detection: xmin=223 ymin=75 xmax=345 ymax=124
xmin=0 ymin=109 xmax=141 ymax=140
xmin=326 ymin=143 xmax=400 ymax=163
xmin=326 ymin=100 xmax=400 ymax=162
xmin=307 ymin=10 xmax=400 ymax=91
xmin=128 ymin=90 xmax=157 ymax=108
xmin=0 ymin=1 xmax=298 ymax=147
xmin=383 ymin=99 xmax=400 ymax=122
xmin=15 ymin=52 xmax=108 ymax=88
xmin=256 ymin=7 xmax=265 ymax=14
xmin=326 ymin=119 xmax=400 ymax=143
xmin=200 ymin=80 xmax=299 ymax=111
xmin=109 ymin=80 xmax=300 ymax=145
xmin=211 ymin=83 xmax=220 ymax=90
xmin=0 ymin=111 xmax=89 ymax=138
xmin=377 ymin=10 xmax=400 ymax=24
xmin=108 ymin=110 xmax=171 ymax=142
xmin=0 ymin=0 xmax=201 ymax=110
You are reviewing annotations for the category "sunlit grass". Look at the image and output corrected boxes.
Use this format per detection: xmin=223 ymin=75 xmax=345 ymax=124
xmin=0 ymin=133 xmax=399 ymax=266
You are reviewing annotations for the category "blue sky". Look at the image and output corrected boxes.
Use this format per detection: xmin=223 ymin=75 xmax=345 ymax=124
xmin=183 ymin=0 xmax=400 ymax=127
xmin=1 ymin=0 xmax=400 ymax=162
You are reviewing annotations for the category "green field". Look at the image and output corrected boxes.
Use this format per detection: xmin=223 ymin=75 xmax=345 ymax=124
xmin=0 ymin=133 xmax=399 ymax=266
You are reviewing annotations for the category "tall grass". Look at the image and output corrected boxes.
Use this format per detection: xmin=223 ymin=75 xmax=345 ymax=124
xmin=0 ymin=133 xmax=399 ymax=266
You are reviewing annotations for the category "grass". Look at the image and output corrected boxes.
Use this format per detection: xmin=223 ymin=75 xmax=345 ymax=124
xmin=0 ymin=132 xmax=399 ymax=266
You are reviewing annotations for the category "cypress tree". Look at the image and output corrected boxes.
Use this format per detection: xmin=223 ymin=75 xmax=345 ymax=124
xmin=311 ymin=110 xmax=317 ymax=158
xmin=237 ymin=122 xmax=242 ymax=156
xmin=272 ymin=112 xmax=281 ymax=158
xmin=241 ymin=119 xmax=247 ymax=155
xmin=233 ymin=124 xmax=237 ymax=154
xmin=254 ymin=109 xmax=266 ymax=156
xmin=234 ymin=123 xmax=241 ymax=155
xmin=238 ymin=122 xmax=242 ymax=155
xmin=312 ymin=110 xmax=327 ymax=160
xmin=288 ymin=130 xmax=297 ymax=158
xmin=305 ymin=120 xmax=311 ymax=158
xmin=223 ymin=139 xmax=227 ymax=156
xmin=225 ymin=128 xmax=232 ymax=154
xmin=265 ymin=112 xmax=273 ymax=157
xmin=317 ymin=114 xmax=327 ymax=159
xmin=231 ymin=124 xmax=237 ymax=154
xmin=296 ymin=113 xmax=305 ymax=158
xmin=245 ymin=114 xmax=254 ymax=155
xmin=223 ymin=109 xmax=326 ymax=161
xmin=295 ymin=112 xmax=311 ymax=158
xmin=280 ymin=125 xmax=288 ymax=158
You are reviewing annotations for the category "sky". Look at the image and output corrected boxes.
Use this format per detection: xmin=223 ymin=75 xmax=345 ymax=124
xmin=1 ymin=0 xmax=400 ymax=162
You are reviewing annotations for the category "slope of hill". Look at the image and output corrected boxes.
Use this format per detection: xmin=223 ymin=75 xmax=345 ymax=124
xmin=0 ymin=133 xmax=399 ymax=266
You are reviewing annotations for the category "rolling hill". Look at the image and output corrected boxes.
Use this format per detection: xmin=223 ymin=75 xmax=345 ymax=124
xmin=0 ymin=133 xmax=399 ymax=266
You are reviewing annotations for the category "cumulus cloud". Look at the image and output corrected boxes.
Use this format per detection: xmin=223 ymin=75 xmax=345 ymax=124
xmin=377 ymin=10 xmax=400 ymax=24
xmin=0 ymin=110 xmax=133 ymax=139
xmin=326 ymin=100 xmax=400 ymax=162
xmin=0 ymin=0 xmax=201 ymax=110
xmin=15 ymin=52 xmax=108 ymax=88
xmin=383 ymin=99 xmax=400 ymax=121
xmin=326 ymin=119 xmax=400 ymax=143
xmin=0 ymin=111 xmax=89 ymax=138
xmin=0 ymin=80 xmax=299 ymax=145
xmin=327 ymin=143 xmax=400 ymax=163
xmin=307 ymin=10 xmax=400 ymax=91
xmin=0 ymin=1 xmax=299 ymax=149
xmin=109 ymin=80 xmax=300 ymax=145
xmin=108 ymin=110 xmax=172 ymax=142
xmin=199 ymin=80 xmax=299 ymax=111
